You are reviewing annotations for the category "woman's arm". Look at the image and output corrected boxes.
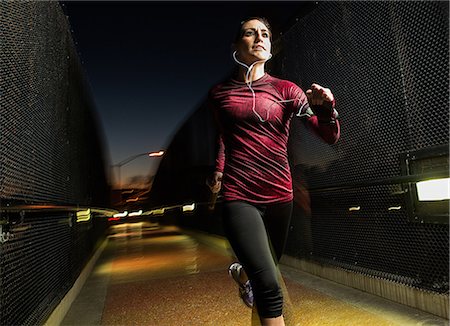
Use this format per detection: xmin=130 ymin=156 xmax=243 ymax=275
xmin=207 ymin=91 xmax=225 ymax=193
xmin=306 ymin=115 xmax=340 ymax=144
xmin=306 ymin=83 xmax=340 ymax=144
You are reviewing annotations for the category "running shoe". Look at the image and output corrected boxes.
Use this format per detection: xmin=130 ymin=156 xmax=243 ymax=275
xmin=228 ymin=262 xmax=254 ymax=308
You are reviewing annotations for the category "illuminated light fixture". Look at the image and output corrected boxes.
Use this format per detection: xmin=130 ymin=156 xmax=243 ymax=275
xmin=76 ymin=209 xmax=91 ymax=222
xmin=150 ymin=208 xmax=165 ymax=215
xmin=416 ymin=178 xmax=450 ymax=201
xmin=348 ymin=206 xmax=361 ymax=211
xmin=128 ymin=210 xmax=143 ymax=217
xmin=388 ymin=206 xmax=402 ymax=211
xmin=182 ymin=203 xmax=196 ymax=212
xmin=113 ymin=211 xmax=128 ymax=218
xmin=400 ymin=146 xmax=448 ymax=223
xmin=149 ymin=150 xmax=164 ymax=157
xmin=77 ymin=215 xmax=91 ymax=222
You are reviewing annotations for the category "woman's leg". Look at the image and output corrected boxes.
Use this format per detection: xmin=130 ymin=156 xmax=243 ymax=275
xmin=262 ymin=201 xmax=293 ymax=326
xmin=223 ymin=201 xmax=284 ymax=322
xmin=232 ymin=201 xmax=292 ymax=284
xmin=263 ymin=201 xmax=293 ymax=262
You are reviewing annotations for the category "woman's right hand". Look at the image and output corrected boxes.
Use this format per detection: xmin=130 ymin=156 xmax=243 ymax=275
xmin=207 ymin=171 xmax=223 ymax=193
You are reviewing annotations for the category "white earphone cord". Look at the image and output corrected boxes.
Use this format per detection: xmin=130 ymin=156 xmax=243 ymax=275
xmin=232 ymin=51 xmax=303 ymax=122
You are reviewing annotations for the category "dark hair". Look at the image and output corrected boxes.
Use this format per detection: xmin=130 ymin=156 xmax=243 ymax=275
xmin=234 ymin=17 xmax=272 ymax=43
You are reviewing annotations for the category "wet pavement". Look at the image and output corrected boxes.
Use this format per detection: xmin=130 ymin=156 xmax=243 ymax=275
xmin=61 ymin=222 xmax=448 ymax=326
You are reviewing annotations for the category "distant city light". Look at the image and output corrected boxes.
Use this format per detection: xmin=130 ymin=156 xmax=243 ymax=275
xmin=113 ymin=211 xmax=128 ymax=218
xmin=108 ymin=217 xmax=121 ymax=222
xmin=149 ymin=208 xmax=165 ymax=215
xmin=182 ymin=203 xmax=196 ymax=212
xmin=128 ymin=210 xmax=143 ymax=217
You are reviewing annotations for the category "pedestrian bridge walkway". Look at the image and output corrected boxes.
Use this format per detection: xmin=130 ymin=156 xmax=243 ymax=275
xmin=55 ymin=222 xmax=447 ymax=326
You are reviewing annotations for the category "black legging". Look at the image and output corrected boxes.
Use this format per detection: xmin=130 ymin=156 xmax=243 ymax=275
xmin=222 ymin=200 xmax=293 ymax=318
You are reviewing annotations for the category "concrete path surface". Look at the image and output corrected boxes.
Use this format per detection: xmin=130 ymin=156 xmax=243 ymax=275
xmin=61 ymin=222 xmax=448 ymax=326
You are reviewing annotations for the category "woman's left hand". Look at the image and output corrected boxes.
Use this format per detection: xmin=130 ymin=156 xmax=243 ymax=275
xmin=306 ymin=83 xmax=334 ymax=106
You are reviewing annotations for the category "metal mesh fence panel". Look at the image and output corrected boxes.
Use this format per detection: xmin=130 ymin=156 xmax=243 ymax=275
xmin=0 ymin=212 xmax=108 ymax=325
xmin=285 ymin=1 xmax=448 ymax=186
xmin=0 ymin=213 xmax=72 ymax=325
xmin=289 ymin=183 xmax=448 ymax=292
xmin=280 ymin=2 xmax=448 ymax=294
xmin=1 ymin=2 xmax=111 ymax=324
xmin=0 ymin=2 xmax=110 ymax=206
xmin=1 ymin=2 xmax=71 ymax=203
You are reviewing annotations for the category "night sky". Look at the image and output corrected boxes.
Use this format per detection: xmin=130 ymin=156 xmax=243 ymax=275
xmin=61 ymin=1 xmax=314 ymax=187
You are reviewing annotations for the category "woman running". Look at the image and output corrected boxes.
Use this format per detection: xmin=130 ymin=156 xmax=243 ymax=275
xmin=208 ymin=17 xmax=340 ymax=326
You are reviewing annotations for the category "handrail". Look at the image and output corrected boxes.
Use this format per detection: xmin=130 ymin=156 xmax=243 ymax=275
xmin=0 ymin=204 xmax=118 ymax=216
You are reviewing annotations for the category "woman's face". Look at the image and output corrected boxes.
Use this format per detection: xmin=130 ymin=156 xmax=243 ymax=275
xmin=235 ymin=19 xmax=272 ymax=64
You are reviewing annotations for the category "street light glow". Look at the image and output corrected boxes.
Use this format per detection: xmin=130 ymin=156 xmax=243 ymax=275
xmin=113 ymin=150 xmax=165 ymax=190
xmin=148 ymin=150 xmax=164 ymax=157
